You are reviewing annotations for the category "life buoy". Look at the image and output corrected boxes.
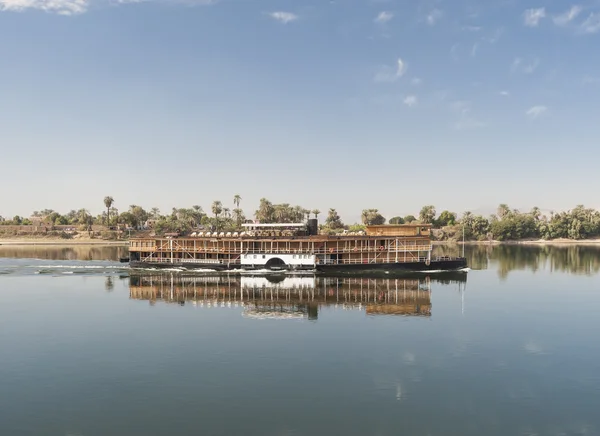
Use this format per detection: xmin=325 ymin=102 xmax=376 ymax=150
xmin=329 ymin=248 xmax=334 ymax=253
xmin=379 ymin=246 xmax=385 ymax=251
xmin=353 ymin=247 xmax=358 ymax=252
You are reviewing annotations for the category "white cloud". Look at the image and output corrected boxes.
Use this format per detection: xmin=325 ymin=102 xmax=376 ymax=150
xmin=526 ymin=105 xmax=547 ymax=118
xmin=581 ymin=12 xmax=600 ymax=33
xmin=451 ymin=100 xmax=485 ymax=130
xmin=0 ymin=0 xmax=219 ymax=14
xmin=484 ymin=27 xmax=503 ymax=44
xmin=450 ymin=43 xmax=459 ymax=62
xmin=510 ymin=58 xmax=522 ymax=73
xmin=375 ymin=11 xmax=393 ymax=23
xmin=511 ymin=57 xmax=540 ymax=74
xmin=523 ymin=58 xmax=540 ymax=74
xmin=403 ymin=95 xmax=417 ymax=107
xmin=524 ymin=340 xmax=544 ymax=354
xmin=411 ymin=77 xmax=422 ymax=86
xmin=0 ymin=0 xmax=89 ymax=15
xmin=374 ymin=58 xmax=406 ymax=83
xmin=426 ymin=8 xmax=443 ymax=26
xmin=499 ymin=90 xmax=510 ymax=96
xmin=268 ymin=11 xmax=298 ymax=24
xmin=471 ymin=43 xmax=479 ymax=57
xmin=523 ymin=8 xmax=546 ymax=27
xmin=455 ymin=117 xmax=485 ymax=130
xmin=462 ymin=25 xmax=482 ymax=32
xmin=553 ymin=5 xmax=582 ymax=26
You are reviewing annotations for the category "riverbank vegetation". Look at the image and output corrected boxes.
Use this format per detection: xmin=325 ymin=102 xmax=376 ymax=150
xmin=2 ymin=198 xmax=600 ymax=242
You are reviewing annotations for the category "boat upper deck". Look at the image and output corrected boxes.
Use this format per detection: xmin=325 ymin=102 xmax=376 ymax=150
xmin=130 ymin=224 xmax=431 ymax=244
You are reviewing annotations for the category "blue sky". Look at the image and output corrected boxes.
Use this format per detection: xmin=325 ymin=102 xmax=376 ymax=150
xmin=1 ymin=0 xmax=599 ymax=222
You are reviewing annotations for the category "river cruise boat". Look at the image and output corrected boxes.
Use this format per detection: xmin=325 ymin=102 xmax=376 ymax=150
xmin=127 ymin=220 xmax=467 ymax=273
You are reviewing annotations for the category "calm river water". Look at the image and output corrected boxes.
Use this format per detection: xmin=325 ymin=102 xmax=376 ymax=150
xmin=1 ymin=244 xmax=599 ymax=436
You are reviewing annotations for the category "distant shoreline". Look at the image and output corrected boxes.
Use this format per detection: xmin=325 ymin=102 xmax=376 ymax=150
xmin=3 ymin=236 xmax=600 ymax=248
xmin=435 ymin=239 xmax=600 ymax=246
xmin=0 ymin=239 xmax=128 ymax=246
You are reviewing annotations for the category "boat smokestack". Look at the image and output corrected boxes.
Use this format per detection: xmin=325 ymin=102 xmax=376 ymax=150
xmin=307 ymin=219 xmax=318 ymax=236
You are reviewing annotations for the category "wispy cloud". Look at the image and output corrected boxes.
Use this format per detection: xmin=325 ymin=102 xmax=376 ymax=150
xmin=523 ymin=58 xmax=540 ymax=74
xmin=268 ymin=11 xmax=298 ymax=24
xmin=484 ymin=27 xmax=503 ymax=44
xmin=523 ymin=8 xmax=546 ymax=27
xmin=0 ymin=0 xmax=89 ymax=15
xmin=451 ymin=100 xmax=485 ymax=130
xmin=403 ymin=95 xmax=417 ymax=107
xmin=553 ymin=5 xmax=582 ymax=26
xmin=499 ymin=90 xmax=510 ymax=96
xmin=411 ymin=77 xmax=423 ymax=86
xmin=462 ymin=25 xmax=482 ymax=32
xmin=375 ymin=11 xmax=393 ymax=23
xmin=580 ymin=12 xmax=600 ymax=33
xmin=526 ymin=105 xmax=548 ymax=118
xmin=373 ymin=58 xmax=406 ymax=83
xmin=450 ymin=43 xmax=459 ymax=62
xmin=0 ymin=0 xmax=218 ymax=14
xmin=511 ymin=57 xmax=540 ymax=74
xmin=426 ymin=8 xmax=443 ymax=26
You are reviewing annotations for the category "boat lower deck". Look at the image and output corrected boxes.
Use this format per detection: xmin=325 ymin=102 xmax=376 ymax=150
xmin=129 ymin=258 xmax=468 ymax=274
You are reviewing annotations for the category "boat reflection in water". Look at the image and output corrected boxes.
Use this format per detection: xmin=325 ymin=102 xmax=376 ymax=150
xmin=129 ymin=272 xmax=467 ymax=320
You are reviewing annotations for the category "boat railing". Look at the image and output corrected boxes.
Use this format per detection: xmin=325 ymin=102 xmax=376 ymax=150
xmin=318 ymin=257 xmax=428 ymax=265
xmin=138 ymin=257 xmax=225 ymax=265
xmin=138 ymin=245 xmax=433 ymax=254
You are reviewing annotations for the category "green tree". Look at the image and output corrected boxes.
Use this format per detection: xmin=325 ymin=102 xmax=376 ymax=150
xmin=104 ymin=196 xmax=114 ymax=225
xmin=389 ymin=216 xmax=405 ymax=224
xmin=255 ymin=198 xmax=274 ymax=223
xmin=312 ymin=209 xmax=321 ymax=220
xmin=361 ymin=209 xmax=386 ymax=225
xmin=419 ymin=205 xmax=436 ymax=224
xmin=325 ymin=208 xmax=344 ymax=229
xmin=212 ymin=201 xmax=223 ymax=231
xmin=233 ymin=194 xmax=242 ymax=209
xmin=497 ymin=204 xmax=511 ymax=220
xmin=436 ymin=210 xmax=457 ymax=227
xmin=233 ymin=208 xmax=245 ymax=228
xmin=404 ymin=215 xmax=417 ymax=223
xmin=128 ymin=205 xmax=148 ymax=228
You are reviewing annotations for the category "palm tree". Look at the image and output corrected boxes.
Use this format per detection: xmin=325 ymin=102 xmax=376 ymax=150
xmin=419 ymin=205 xmax=436 ymax=224
xmin=110 ymin=207 xmax=119 ymax=224
xmin=233 ymin=208 xmax=245 ymax=228
xmin=104 ymin=196 xmax=114 ymax=225
xmin=274 ymin=206 xmax=287 ymax=223
xmin=361 ymin=210 xmax=370 ymax=225
xmin=497 ymin=204 xmax=510 ymax=220
xmin=150 ymin=207 xmax=160 ymax=219
xmin=212 ymin=201 xmax=223 ymax=231
xmin=255 ymin=198 xmax=274 ymax=223
xmin=77 ymin=209 xmax=91 ymax=231
xmin=312 ymin=209 xmax=321 ymax=221
xmin=530 ymin=206 xmax=541 ymax=221
xmin=233 ymin=194 xmax=242 ymax=209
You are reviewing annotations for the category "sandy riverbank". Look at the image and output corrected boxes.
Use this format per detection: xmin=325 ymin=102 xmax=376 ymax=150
xmin=0 ymin=238 xmax=128 ymax=246
xmin=434 ymin=238 xmax=600 ymax=246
